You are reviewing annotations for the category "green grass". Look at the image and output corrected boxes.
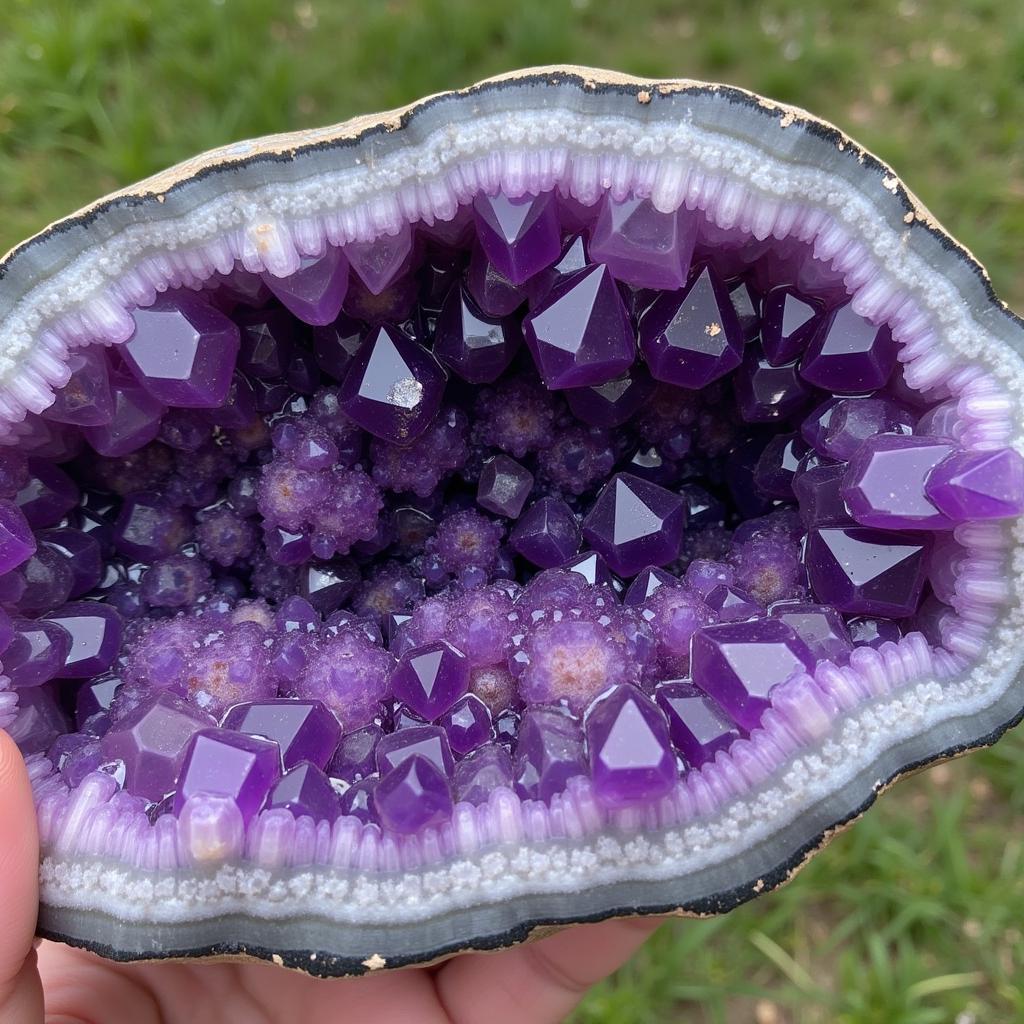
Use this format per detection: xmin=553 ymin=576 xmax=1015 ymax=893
xmin=2 ymin=1 xmax=1024 ymax=1019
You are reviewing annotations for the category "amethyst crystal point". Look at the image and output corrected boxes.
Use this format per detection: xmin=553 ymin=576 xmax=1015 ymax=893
xmin=75 ymin=673 xmax=123 ymax=727
xmin=16 ymin=460 xmax=79 ymax=528
xmin=266 ymin=761 xmax=339 ymax=823
xmin=477 ymin=455 xmax=534 ymax=519
xmin=345 ymin=225 xmax=412 ymax=296
xmin=312 ymin=313 xmax=363 ymax=382
xmin=817 ymin=397 xmax=916 ymax=461
xmin=123 ymin=293 xmax=240 ymax=408
xmin=339 ymin=323 xmax=446 ymax=444
xmin=514 ymin=706 xmax=586 ymax=802
xmin=83 ymin=373 xmax=166 ymax=456
xmin=799 ymin=301 xmax=898 ymax=392
xmin=582 ymin=473 xmax=685 ymax=577
xmin=704 ymin=583 xmax=764 ymax=623
xmin=522 ymin=264 xmax=635 ymax=389
xmin=509 ymin=496 xmax=581 ymax=568
xmin=113 ymin=491 xmax=191 ymax=562
xmin=465 ymin=242 xmax=528 ymax=317
xmin=376 ymin=724 xmax=454 ymax=776
xmin=561 ymin=550 xmax=616 ymax=589
xmin=43 ymin=346 xmax=114 ymax=426
xmin=760 ymin=286 xmax=823 ymax=366
xmin=434 ymin=284 xmax=521 ymax=383
xmin=586 ymin=683 xmax=676 ymax=809
xmin=438 ymin=693 xmax=492 ymax=756
xmin=391 ymin=640 xmax=470 ymax=721
xmin=734 ymin=346 xmax=811 ymax=423
xmin=793 ymin=455 xmax=851 ymax=527
xmin=235 ymin=305 xmax=295 ymax=379
xmin=842 ymin=435 xmax=957 ymax=530
xmin=769 ymin=601 xmax=853 ymax=663
xmin=805 ymin=526 xmax=928 ymax=617
xmin=588 ymin=195 xmax=697 ymax=291
xmin=221 ymin=699 xmax=341 ymax=771
xmin=373 ymin=754 xmax=453 ymax=835
xmin=623 ymin=565 xmax=676 ymax=606
xmin=39 ymin=528 xmax=102 ymax=598
xmin=639 ymin=264 xmax=744 ymax=387
xmin=44 ymin=602 xmax=122 ymax=677
xmin=173 ymin=729 xmax=282 ymax=826
xmin=753 ymin=433 xmax=808 ymax=500
xmin=472 ymin=191 xmax=561 ymax=285
xmin=453 ymin=742 xmax=513 ymax=804
xmin=99 ymin=691 xmax=215 ymax=802
xmin=5 ymin=617 xmax=72 ymax=688
xmin=654 ymin=681 xmax=740 ymax=768
xmin=924 ymin=447 xmax=1024 ymax=520
xmin=263 ymin=246 xmax=348 ymax=325
xmin=8 ymin=684 xmax=67 ymax=756
xmin=327 ymin=723 xmax=382 ymax=783
xmin=0 ymin=499 xmax=35 ymax=574
xmin=690 ymin=618 xmax=816 ymax=732
xmin=565 ymin=364 xmax=655 ymax=428
xmin=17 ymin=546 xmax=74 ymax=614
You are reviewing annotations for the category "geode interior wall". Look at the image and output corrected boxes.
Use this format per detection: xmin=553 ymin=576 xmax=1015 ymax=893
xmin=0 ymin=67 xmax=1022 ymax=975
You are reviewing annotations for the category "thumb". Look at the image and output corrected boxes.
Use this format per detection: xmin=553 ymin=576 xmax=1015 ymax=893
xmin=0 ymin=727 xmax=43 ymax=1023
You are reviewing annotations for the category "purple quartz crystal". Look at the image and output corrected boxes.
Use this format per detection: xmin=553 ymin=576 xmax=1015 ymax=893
xmin=704 ymin=583 xmax=764 ymax=622
xmin=924 ymin=448 xmax=1024 ymax=521
xmin=753 ymin=433 xmax=808 ymax=500
xmin=376 ymin=724 xmax=454 ymax=777
xmin=513 ymin=707 xmax=586 ymax=802
xmin=760 ymin=286 xmax=823 ymax=366
xmin=805 ymin=526 xmax=929 ymax=617
xmin=5 ymin=618 xmax=72 ymax=688
xmin=100 ymin=691 xmax=215 ymax=802
xmin=799 ymin=302 xmax=898 ymax=392
xmin=373 ymin=754 xmax=453 ymax=834
xmin=623 ymin=565 xmax=676 ymax=606
xmin=472 ymin=191 xmax=561 ymax=285
xmin=16 ymin=460 xmax=79 ymax=528
xmin=235 ymin=305 xmax=295 ymax=379
xmin=263 ymin=247 xmax=349 ymax=326
xmin=0 ymin=500 xmax=36 ymax=574
xmin=43 ymin=346 xmax=114 ymax=426
xmin=75 ymin=673 xmax=123 ymax=727
xmin=817 ymin=397 xmax=917 ymax=461
xmin=221 ymin=698 xmax=341 ymax=771
xmin=565 ymin=364 xmax=655 ymax=428
xmin=266 ymin=761 xmax=339 ymax=822
xmin=43 ymin=602 xmax=122 ymax=677
xmin=39 ymin=528 xmax=102 ymax=598
xmin=690 ymin=618 xmax=816 ymax=732
xmin=438 ymin=693 xmax=492 ymax=756
xmin=588 ymin=195 xmax=697 ymax=291
xmin=435 ymin=284 xmax=521 ymax=384
xmin=734 ymin=347 xmax=811 ymax=423
xmin=312 ymin=314 xmax=363 ymax=382
xmin=842 ymin=435 xmax=957 ymax=530
xmin=113 ymin=492 xmax=192 ymax=562
xmin=391 ymin=640 xmax=470 ymax=721
xmin=586 ymin=683 xmax=676 ymax=808
xmin=509 ymin=497 xmax=581 ymax=568
xmin=327 ymin=724 xmax=382 ymax=783
xmin=793 ymin=454 xmax=852 ymax=527
xmin=768 ymin=601 xmax=854 ymax=663
xmin=123 ymin=293 xmax=240 ymax=408
xmin=639 ymin=265 xmax=744 ymax=387
xmin=83 ymin=372 xmax=166 ymax=457
xmin=582 ymin=473 xmax=685 ymax=577
xmin=477 ymin=455 xmax=534 ymax=519
xmin=339 ymin=324 xmax=446 ymax=444
xmin=452 ymin=742 xmax=513 ymax=804
xmin=522 ymin=264 xmax=636 ymax=389
xmin=345 ymin=226 xmax=412 ymax=296
xmin=655 ymin=681 xmax=740 ymax=767
xmin=8 ymin=684 xmax=68 ymax=755
xmin=173 ymin=729 xmax=282 ymax=826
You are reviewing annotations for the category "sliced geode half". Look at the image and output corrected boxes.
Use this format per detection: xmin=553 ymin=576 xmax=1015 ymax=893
xmin=1 ymin=66 xmax=1023 ymax=976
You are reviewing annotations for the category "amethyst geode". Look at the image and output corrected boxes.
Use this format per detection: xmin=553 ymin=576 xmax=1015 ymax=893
xmin=1 ymin=67 xmax=1023 ymax=976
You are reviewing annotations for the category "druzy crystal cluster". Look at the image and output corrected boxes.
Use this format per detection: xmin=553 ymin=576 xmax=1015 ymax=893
xmin=5 ymin=187 xmax=1024 ymax=859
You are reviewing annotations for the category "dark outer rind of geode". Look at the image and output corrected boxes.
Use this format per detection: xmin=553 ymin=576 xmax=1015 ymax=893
xmin=36 ymin=676 xmax=1023 ymax=977
xmin=13 ymin=65 xmax=1024 ymax=972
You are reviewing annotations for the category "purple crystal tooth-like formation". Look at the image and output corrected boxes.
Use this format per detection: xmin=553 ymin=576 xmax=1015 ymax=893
xmin=4 ymin=175 xmax=1021 ymax=866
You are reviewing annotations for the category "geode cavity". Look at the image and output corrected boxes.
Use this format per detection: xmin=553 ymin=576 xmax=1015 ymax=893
xmin=1 ymin=66 xmax=1023 ymax=976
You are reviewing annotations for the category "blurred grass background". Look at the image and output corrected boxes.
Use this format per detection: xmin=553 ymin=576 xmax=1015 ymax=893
xmin=2 ymin=1 xmax=1024 ymax=1020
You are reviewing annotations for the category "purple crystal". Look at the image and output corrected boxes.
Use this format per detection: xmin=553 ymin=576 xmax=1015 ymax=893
xmin=8 ymin=684 xmax=68 ymax=755
xmin=0 ymin=500 xmax=36 ymax=574
xmin=266 ymin=761 xmax=339 ymax=822
xmin=438 ymin=693 xmax=492 ymax=756
xmin=561 ymin=550 xmax=616 ymax=589
xmin=848 ymin=616 xmax=902 ymax=649
xmin=588 ymin=196 xmax=697 ymax=291
xmin=43 ymin=347 xmax=114 ymax=426
xmin=842 ymin=435 xmax=957 ymax=530
xmin=799 ymin=302 xmax=898 ymax=392
xmin=373 ymin=754 xmax=453 ymax=834
xmin=760 ymin=286 xmax=823 ymax=366
xmin=15 ymin=460 xmax=79 ymax=529
xmin=5 ymin=618 xmax=72 ymax=688
xmin=805 ymin=526 xmax=929 ymax=617
xmin=376 ymin=723 xmax=454 ymax=776
xmin=639 ymin=265 xmax=744 ymax=387
xmin=753 ymin=433 xmax=808 ymax=500
xmin=514 ymin=707 xmax=586 ymax=802
xmin=452 ymin=742 xmax=513 ymax=804
xmin=655 ymin=681 xmax=740 ymax=767
xmin=477 ymin=455 xmax=534 ymax=519
xmin=83 ymin=372 xmax=165 ymax=456
xmin=924 ymin=448 xmax=1024 ymax=521
xmin=312 ymin=314 xmax=363 ymax=382
xmin=123 ymin=293 xmax=240 ymax=408
xmin=565 ymin=364 xmax=655 ymax=428
xmin=339 ymin=324 xmax=446 ymax=444
xmin=345 ymin=225 xmax=412 ymax=295
xmin=509 ymin=497 xmax=581 ymax=568
xmin=221 ymin=698 xmax=341 ymax=771
xmin=113 ymin=491 xmax=192 ymax=562
xmin=75 ymin=673 xmax=124 ymax=727
xmin=16 ymin=546 xmax=74 ymax=614
xmin=43 ymin=602 xmax=122 ymax=677
xmin=768 ymin=601 xmax=853 ymax=663
xmin=582 ymin=473 xmax=685 ymax=577
xmin=704 ymin=583 xmax=764 ymax=622
xmin=472 ymin=191 xmax=561 ymax=285
xmin=734 ymin=346 xmax=811 ymax=422
xmin=263 ymin=247 xmax=349 ymax=326
xmin=100 ymin=691 xmax=215 ymax=802
xmin=816 ymin=397 xmax=917 ymax=461
xmin=391 ymin=640 xmax=470 ymax=721
xmin=339 ymin=777 xmax=377 ymax=823
xmin=39 ymin=528 xmax=102 ymax=598
xmin=690 ymin=618 xmax=816 ymax=732
xmin=586 ymin=683 xmax=676 ymax=808
xmin=434 ymin=284 xmax=521 ymax=383
xmin=522 ymin=264 xmax=636 ymax=389
xmin=793 ymin=454 xmax=852 ymax=527
xmin=173 ymin=729 xmax=282 ymax=826
xmin=623 ymin=565 xmax=676 ymax=606
xmin=235 ymin=305 xmax=294 ymax=379
xmin=465 ymin=242 xmax=528 ymax=317
xmin=326 ymin=724 xmax=381 ymax=783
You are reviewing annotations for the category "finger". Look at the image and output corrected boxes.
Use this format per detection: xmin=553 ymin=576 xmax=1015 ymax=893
xmin=434 ymin=915 xmax=664 ymax=1024
xmin=0 ymin=728 xmax=43 ymax=1023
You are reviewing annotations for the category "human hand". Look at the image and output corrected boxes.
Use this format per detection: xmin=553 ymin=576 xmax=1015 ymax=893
xmin=0 ymin=729 xmax=662 ymax=1023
